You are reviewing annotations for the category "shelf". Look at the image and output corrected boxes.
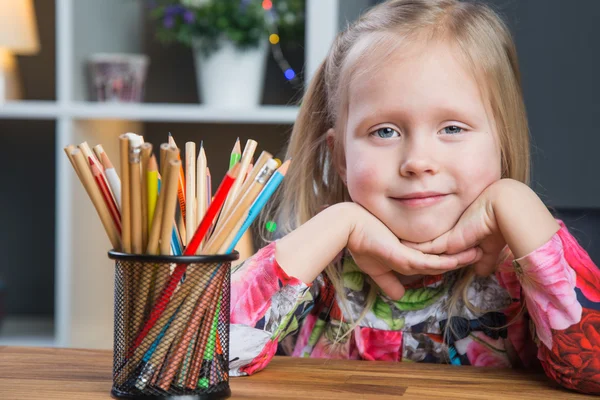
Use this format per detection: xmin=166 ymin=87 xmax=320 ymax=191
xmin=0 ymin=316 xmax=55 ymax=347
xmin=0 ymin=101 xmax=299 ymax=124
xmin=68 ymin=102 xmax=299 ymax=124
xmin=0 ymin=101 xmax=60 ymax=119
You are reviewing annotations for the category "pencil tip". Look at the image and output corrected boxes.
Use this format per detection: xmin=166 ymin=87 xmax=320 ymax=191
xmin=278 ymin=159 xmax=291 ymax=175
xmin=168 ymin=132 xmax=172 ymax=137
xmin=148 ymin=154 xmax=158 ymax=169
xmin=200 ymin=140 xmax=203 ymax=148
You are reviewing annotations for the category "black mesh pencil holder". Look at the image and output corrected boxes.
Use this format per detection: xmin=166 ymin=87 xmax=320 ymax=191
xmin=108 ymin=250 xmax=239 ymax=400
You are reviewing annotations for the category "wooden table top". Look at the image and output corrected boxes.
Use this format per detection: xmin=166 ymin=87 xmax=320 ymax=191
xmin=0 ymin=346 xmax=594 ymax=399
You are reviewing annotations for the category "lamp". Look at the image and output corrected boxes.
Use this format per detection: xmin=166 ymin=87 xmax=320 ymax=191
xmin=0 ymin=0 xmax=40 ymax=102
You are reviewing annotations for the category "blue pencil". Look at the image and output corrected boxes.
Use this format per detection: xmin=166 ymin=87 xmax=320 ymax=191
xmin=226 ymin=160 xmax=289 ymax=253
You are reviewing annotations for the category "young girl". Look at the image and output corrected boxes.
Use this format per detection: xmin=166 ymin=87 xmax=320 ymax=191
xmin=229 ymin=0 xmax=600 ymax=394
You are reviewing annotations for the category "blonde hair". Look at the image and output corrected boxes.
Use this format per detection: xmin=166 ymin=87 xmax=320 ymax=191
xmin=260 ymin=0 xmax=530 ymax=339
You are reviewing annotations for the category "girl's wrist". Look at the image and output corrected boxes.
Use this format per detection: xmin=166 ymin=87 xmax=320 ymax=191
xmin=275 ymin=202 xmax=356 ymax=284
xmin=491 ymin=179 xmax=560 ymax=259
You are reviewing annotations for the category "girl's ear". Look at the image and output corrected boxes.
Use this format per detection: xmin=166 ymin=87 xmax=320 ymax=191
xmin=326 ymin=128 xmax=347 ymax=185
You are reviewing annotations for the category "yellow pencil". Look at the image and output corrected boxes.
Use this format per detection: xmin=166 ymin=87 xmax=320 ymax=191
xmin=147 ymin=155 xmax=159 ymax=233
xmin=136 ymin=153 xmax=159 ymax=321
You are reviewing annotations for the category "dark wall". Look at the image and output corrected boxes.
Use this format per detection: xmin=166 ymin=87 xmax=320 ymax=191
xmin=0 ymin=120 xmax=56 ymax=316
xmin=0 ymin=0 xmax=57 ymax=316
xmin=483 ymin=0 xmax=600 ymax=209
xmin=472 ymin=0 xmax=600 ymax=264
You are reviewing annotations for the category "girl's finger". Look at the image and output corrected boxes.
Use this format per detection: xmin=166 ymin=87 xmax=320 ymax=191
xmin=370 ymin=270 xmax=405 ymax=300
xmin=447 ymin=246 xmax=483 ymax=267
xmin=402 ymin=232 xmax=451 ymax=254
xmin=399 ymin=245 xmax=459 ymax=271
xmin=402 ymin=247 xmax=481 ymax=276
xmin=354 ymin=255 xmax=406 ymax=300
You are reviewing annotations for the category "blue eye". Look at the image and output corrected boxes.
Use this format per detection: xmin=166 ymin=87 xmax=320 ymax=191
xmin=441 ymin=125 xmax=463 ymax=135
xmin=373 ymin=127 xmax=399 ymax=138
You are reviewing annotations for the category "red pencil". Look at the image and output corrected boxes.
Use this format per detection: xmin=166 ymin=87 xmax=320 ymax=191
xmin=127 ymin=163 xmax=241 ymax=353
xmin=90 ymin=157 xmax=121 ymax=234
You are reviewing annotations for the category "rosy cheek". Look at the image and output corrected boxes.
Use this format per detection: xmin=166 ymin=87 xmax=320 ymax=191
xmin=457 ymin=154 xmax=501 ymax=201
xmin=346 ymin=161 xmax=381 ymax=200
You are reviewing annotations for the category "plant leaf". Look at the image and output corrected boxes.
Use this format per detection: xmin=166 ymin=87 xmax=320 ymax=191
xmin=393 ymin=284 xmax=447 ymax=311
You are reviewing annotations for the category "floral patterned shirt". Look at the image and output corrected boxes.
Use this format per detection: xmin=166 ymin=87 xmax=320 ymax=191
xmin=229 ymin=220 xmax=600 ymax=395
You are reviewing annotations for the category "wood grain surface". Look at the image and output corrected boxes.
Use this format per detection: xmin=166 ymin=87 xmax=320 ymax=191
xmin=0 ymin=346 xmax=593 ymax=399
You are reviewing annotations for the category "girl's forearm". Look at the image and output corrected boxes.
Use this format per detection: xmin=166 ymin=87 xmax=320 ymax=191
xmin=275 ymin=202 xmax=355 ymax=284
xmin=492 ymin=180 xmax=560 ymax=259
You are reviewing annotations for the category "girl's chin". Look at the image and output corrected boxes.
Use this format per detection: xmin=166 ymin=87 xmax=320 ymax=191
xmin=392 ymin=224 xmax=453 ymax=244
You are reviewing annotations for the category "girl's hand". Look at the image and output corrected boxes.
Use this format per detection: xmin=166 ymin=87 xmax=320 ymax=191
xmin=347 ymin=203 xmax=482 ymax=300
xmin=403 ymin=179 xmax=560 ymax=277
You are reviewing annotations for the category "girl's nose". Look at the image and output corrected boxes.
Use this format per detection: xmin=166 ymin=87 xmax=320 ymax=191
xmin=399 ymin=139 xmax=439 ymax=177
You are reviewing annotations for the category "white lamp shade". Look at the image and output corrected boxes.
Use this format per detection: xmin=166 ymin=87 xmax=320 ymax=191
xmin=0 ymin=0 xmax=40 ymax=54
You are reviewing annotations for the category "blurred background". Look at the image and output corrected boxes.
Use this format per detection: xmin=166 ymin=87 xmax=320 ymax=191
xmin=0 ymin=0 xmax=597 ymax=350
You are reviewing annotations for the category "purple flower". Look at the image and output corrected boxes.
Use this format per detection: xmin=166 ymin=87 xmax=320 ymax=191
xmin=183 ymin=10 xmax=195 ymax=24
xmin=163 ymin=15 xmax=175 ymax=29
xmin=165 ymin=4 xmax=185 ymax=16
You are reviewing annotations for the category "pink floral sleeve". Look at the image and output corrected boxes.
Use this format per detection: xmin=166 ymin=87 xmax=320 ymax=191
xmin=229 ymin=241 xmax=321 ymax=376
xmin=505 ymin=221 xmax=600 ymax=394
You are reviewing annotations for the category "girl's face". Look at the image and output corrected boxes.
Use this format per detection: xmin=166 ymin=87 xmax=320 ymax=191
xmin=340 ymin=39 xmax=502 ymax=242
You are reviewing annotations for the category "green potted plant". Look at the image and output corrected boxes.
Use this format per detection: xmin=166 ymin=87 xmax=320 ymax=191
xmin=150 ymin=0 xmax=305 ymax=107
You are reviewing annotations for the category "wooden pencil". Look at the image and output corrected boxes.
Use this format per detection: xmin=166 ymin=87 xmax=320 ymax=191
xmin=119 ymin=134 xmax=132 ymax=253
xmin=159 ymin=143 xmax=170 ymax=179
xmin=196 ymin=142 xmax=207 ymax=244
xmin=140 ymin=143 xmax=153 ymax=251
xmin=130 ymin=136 xmax=143 ymax=254
xmin=165 ymin=146 xmax=183 ymax=252
xmin=90 ymin=157 xmax=121 ymax=234
xmin=176 ymin=330 xmax=199 ymax=387
xmin=218 ymin=139 xmax=257 ymax=228
xmin=206 ymin=167 xmax=212 ymax=208
xmin=69 ymin=149 xmax=121 ymax=250
xmin=92 ymin=144 xmax=106 ymax=169
xmin=168 ymin=134 xmax=187 ymax=245
xmin=157 ymin=266 xmax=225 ymax=389
xmin=92 ymin=143 xmax=103 ymax=158
xmin=114 ymin=165 xmax=241 ymax=385
xmin=131 ymin=164 xmax=240 ymax=349
xmin=204 ymin=159 xmax=276 ymax=254
xmin=64 ymin=145 xmax=82 ymax=180
xmin=185 ymin=142 xmax=196 ymax=246
xmin=236 ymin=151 xmax=271 ymax=200
xmin=136 ymin=154 xmax=159 ymax=321
xmin=184 ymin=268 xmax=227 ymax=389
xmin=100 ymin=152 xmax=121 ymax=211
xmin=223 ymin=150 xmax=271 ymax=240
xmin=79 ymin=141 xmax=102 ymax=172
xmin=159 ymin=159 xmax=181 ymax=256
xmin=147 ymin=155 xmax=159 ymax=233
